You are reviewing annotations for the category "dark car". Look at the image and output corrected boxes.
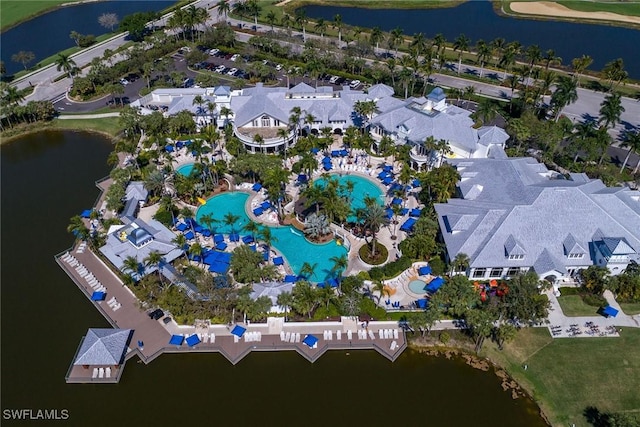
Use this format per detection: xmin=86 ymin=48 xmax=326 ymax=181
xmin=163 ymin=316 xmax=172 ymax=324
xmin=148 ymin=309 xmax=164 ymax=320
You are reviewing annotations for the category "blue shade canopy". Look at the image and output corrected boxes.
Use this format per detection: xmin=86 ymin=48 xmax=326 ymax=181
xmin=412 ymin=179 xmax=421 ymax=187
xmin=209 ymin=262 xmax=229 ymax=273
xmin=165 ymin=145 xmax=174 ymax=152
xmin=400 ymin=218 xmax=417 ymax=232
xmin=242 ymin=235 xmax=254 ymax=244
xmin=169 ymin=335 xmax=184 ymax=346
xmin=602 ymin=305 xmax=619 ymax=317
xmin=302 ymin=335 xmax=318 ymax=348
xmin=382 ymin=177 xmax=393 ymax=185
xmin=91 ymin=291 xmax=106 ymax=301
xmin=253 ymin=207 xmax=264 ymax=216
xmin=284 ymin=275 xmax=297 ymax=283
xmin=231 ymin=325 xmax=246 ymax=337
xmin=297 ymin=174 xmax=308 ymax=183
xmin=176 ymin=223 xmax=188 ymax=231
xmin=184 ymin=231 xmax=195 ymax=240
xmin=214 ymin=234 xmax=224 ymax=243
xmin=410 ymin=208 xmax=422 ymax=217
xmin=252 ymin=183 xmax=262 ymax=191
xmin=426 ymin=277 xmax=445 ymax=293
xmin=186 ymin=334 xmax=201 ymax=346
xmin=215 ymin=242 xmax=228 ymax=251
xmin=418 ymin=266 xmax=432 ymax=275
xmin=80 ymin=209 xmax=93 ymax=218
xmin=416 ymin=299 xmax=428 ymax=309
xmin=273 ymin=256 xmax=284 ymax=266
xmin=260 ymin=201 xmax=272 ymax=210
xmin=391 ymin=197 xmax=403 ymax=205
xmin=311 ymin=148 xmax=319 ymax=154
xmin=323 ymin=164 xmax=332 ymax=171
xmin=229 ymin=233 xmax=240 ymax=242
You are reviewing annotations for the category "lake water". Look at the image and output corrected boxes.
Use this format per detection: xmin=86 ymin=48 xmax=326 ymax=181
xmin=1 ymin=0 xmax=175 ymax=76
xmin=0 ymin=131 xmax=547 ymax=427
xmin=302 ymin=1 xmax=640 ymax=79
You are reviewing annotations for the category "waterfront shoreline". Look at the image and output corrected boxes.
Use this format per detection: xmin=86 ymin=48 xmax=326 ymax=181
xmin=281 ymin=0 xmax=467 ymax=12
xmin=0 ymin=0 xmax=104 ymax=33
xmin=497 ymin=0 xmax=640 ymax=29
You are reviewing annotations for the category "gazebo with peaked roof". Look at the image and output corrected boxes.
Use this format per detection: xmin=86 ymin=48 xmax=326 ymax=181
xmin=73 ymin=329 xmax=133 ymax=366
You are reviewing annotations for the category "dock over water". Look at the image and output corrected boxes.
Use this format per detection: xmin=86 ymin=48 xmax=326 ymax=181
xmin=57 ymin=246 xmax=407 ymax=384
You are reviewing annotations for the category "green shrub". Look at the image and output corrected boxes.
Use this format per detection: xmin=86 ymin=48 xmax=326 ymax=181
xmin=559 ymin=287 xmax=579 ymax=295
xmin=313 ymin=304 xmax=340 ymax=320
xmin=358 ymin=298 xmax=387 ymax=319
xmin=439 ymin=331 xmax=450 ymax=344
xmin=582 ymin=293 xmax=607 ymax=307
xmin=429 ymin=257 xmax=445 ymax=276
xmin=153 ymin=208 xmax=173 ymax=227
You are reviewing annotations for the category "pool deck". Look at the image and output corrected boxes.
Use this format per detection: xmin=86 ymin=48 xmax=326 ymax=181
xmin=57 ymin=243 xmax=407 ymax=384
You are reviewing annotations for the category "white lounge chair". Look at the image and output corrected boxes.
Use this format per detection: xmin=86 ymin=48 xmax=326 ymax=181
xmin=113 ymin=303 xmax=121 ymax=311
xmin=328 ymin=330 xmax=333 ymax=341
xmin=98 ymin=368 xmax=104 ymax=378
xmin=379 ymin=330 xmax=384 ymax=339
xmin=347 ymin=330 xmax=353 ymax=340
xmin=369 ymin=330 xmax=375 ymax=340
xmin=285 ymin=332 xmax=291 ymax=342
xmin=393 ymin=329 xmax=399 ymax=340
xmin=280 ymin=331 xmax=285 ymax=341
xmin=295 ymin=333 xmax=300 ymax=343
xmin=390 ymin=340 xmax=397 ymax=351
xmin=233 ymin=335 xmax=239 ymax=343
xmin=105 ymin=367 xmax=111 ymax=378
xmin=336 ymin=330 xmax=342 ymax=340
xmin=92 ymin=368 xmax=98 ymax=378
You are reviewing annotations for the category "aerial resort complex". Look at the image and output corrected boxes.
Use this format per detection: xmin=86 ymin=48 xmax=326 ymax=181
xmin=57 ymin=79 xmax=640 ymax=384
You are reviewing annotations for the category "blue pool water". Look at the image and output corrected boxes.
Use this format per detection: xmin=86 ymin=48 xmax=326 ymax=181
xmin=408 ymin=280 xmax=427 ymax=294
xmin=314 ymin=174 xmax=384 ymax=221
xmin=196 ymin=192 xmax=347 ymax=282
xmin=176 ymin=163 xmax=195 ymax=177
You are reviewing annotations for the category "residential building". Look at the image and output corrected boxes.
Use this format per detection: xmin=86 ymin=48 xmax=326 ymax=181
xmin=434 ymin=154 xmax=640 ymax=280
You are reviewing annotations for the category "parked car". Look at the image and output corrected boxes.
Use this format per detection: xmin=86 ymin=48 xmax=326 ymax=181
xmin=275 ymin=64 xmax=284 ymax=71
xmin=329 ymin=75 xmax=340 ymax=84
xmin=215 ymin=65 xmax=226 ymax=73
xmin=148 ymin=309 xmax=164 ymax=320
xmin=227 ymin=67 xmax=238 ymax=76
xmin=209 ymin=48 xmax=220 ymax=56
xmin=349 ymin=79 xmax=361 ymax=89
xmin=119 ymin=78 xmax=129 ymax=86
xmin=230 ymin=54 xmax=240 ymax=62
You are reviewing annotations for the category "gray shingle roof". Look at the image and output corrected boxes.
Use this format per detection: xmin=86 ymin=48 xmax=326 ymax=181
xmin=367 ymin=83 xmax=394 ymax=99
xmin=73 ymin=329 xmax=132 ymax=366
xmin=435 ymin=157 xmax=640 ymax=271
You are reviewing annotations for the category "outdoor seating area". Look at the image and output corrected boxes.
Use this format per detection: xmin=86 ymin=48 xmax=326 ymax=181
xmin=91 ymin=367 xmax=112 ymax=379
xmin=61 ymin=252 xmax=107 ymax=294
xmin=107 ymin=296 xmax=121 ymax=311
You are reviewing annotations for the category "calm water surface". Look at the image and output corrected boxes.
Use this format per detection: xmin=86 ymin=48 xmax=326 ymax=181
xmin=1 ymin=0 xmax=174 ymax=76
xmin=0 ymin=131 xmax=547 ymax=426
xmin=303 ymin=1 xmax=640 ymax=78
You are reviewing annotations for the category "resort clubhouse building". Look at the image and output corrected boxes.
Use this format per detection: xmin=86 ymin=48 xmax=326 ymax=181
xmin=434 ymin=153 xmax=640 ymax=281
xmin=132 ymin=84 xmax=508 ymax=163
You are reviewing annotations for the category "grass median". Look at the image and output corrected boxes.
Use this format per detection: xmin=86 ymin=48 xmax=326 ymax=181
xmin=482 ymin=327 xmax=640 ymax=427
xmin=1 ymin=0 xmax=84 ymax=31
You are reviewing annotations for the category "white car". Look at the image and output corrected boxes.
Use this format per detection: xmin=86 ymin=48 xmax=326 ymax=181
xmin=215 ymin=65 xmax=226 ymax=73
xmin=209 ymin=48 xmax=220 ymax=56
xmin=275 ymin=64 xmax=283 ymax=71
xmin=329 ymin=75 xmax=340 ymax=84
xmin=119 ymin=78 xmax=129 ymax=86
xmin=227 ymin=67 xmax=238 ymax=76
xmin=230 ymin=54 xmax=240 ymax=62
xmin=349 ymin=79 xmax=361 ymax=89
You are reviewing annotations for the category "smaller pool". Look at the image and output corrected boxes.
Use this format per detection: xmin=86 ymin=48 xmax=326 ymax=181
xmin=176 ymin=163 xmax=195 ymax=177
xmin=408 ymin=279 xmax=427 ymax=294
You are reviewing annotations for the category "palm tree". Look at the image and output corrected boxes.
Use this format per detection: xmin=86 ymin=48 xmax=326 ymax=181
xmin=361 ymin=203 xmax=387 ymax=257
xmin=453 ymin=34 xmax=470 ymax=75
xmin=571 ymin=55 xmax=593 ymax=87
xmin=314 ymin=18 xmax=327 ymax=38
xmin=217 ymin=0 xmax=230 ymax=20
xmin=550 ymin=76 xmax=578 ymax=121
xmin=432 ymin=33 xmax=446 ymax=70
xmin=294 ymin=9 xmax=307 ymax=41
xmin=67 ymin=215 xmax=89 ymax=240
xmin=329 ymin=254 xmax=348 ymax=278
xmin=144 ymin=250 xmax=164 ymax=284
xmin=276 ymin=291 xmax=294 ymax=321
xmin=475 ymin=39 xmax=491 ymax=79
xmin=258 ymin=227 xmax=277 ymax=261
xmin=543 ymin=49 xmax=561 ymax=71
xmin=172 ymin=233 xmax=187 ymax=251
xmin=243 ymin=220 xmax=259 ymax=242
xmin=333 ymin=14 xmax=343 ymax=44
xmin=122 ymin=255 xmax=142 ymax=277
xmin=200 ymin=213 xmax=218 ymax=234
xmin=371 ymin=280 xmax=390 ymax=303
xmin=498 ymin=46 xmax=516 ymax=80
xmin=189 ymin=242 xmax=203 ymax=265
xmin=602 ymin=58 xmax=628 ymax=91
xmin=369 ymin=26 xmax=383 ymax=50
xmin=524 ymin=44 xmax=542 ymax=85
xmin=223 ymin=212 xmax=240 ymax=234
xmin=451 ymin=253 xmax=470 ymax=274
xmin=389 ymin=27 xmax=404 ymax=57
xmin=598 ymin=93 xmax=625 ymax=130
xmin=620 ymin=129 xmax=640 ymax=174
xmin=55 ymin=53 xmax=78 ymax=79
xmin=299 ymin=262 xmax=317 ymax=281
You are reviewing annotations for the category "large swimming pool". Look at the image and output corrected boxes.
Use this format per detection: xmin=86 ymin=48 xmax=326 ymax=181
xmin=314 ymin=174 xmax=384 ymax=221
xmin=196 ymin=192 xmax=347 ymax=283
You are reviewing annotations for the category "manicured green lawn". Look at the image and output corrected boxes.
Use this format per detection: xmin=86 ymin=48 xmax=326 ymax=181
xmin=277 ymin=0 xmax=466 ymax=10
xmin=1 ymin=0 xmax=83 ymax=30
xmin=619 ymin=302 xmax=640 ymax=315
xmin=557 ymin=295 xmax=599 ymax=316
xmin=52 ymin=117 xmax=122 ymax=138
xmin=557 ymin=0 xmax=640 ymax=17
xmin=482 ymin=327 xmax=640 ymax=427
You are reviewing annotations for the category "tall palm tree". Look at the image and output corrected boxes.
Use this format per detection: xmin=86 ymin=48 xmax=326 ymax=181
xmin=258 ymin=227 xmax=277 ymax=261
xmin=299 ymin=262 xmax=317 ymax=281
xmin=314 ymin=18 xmax=327 ymax=38
xmin=294 ymin=9 xmax=308 ymax=41
xmin=333 ymin=14 xmax=343 ymax=44
xmin=266 ymin=10 xmax=277 ymax=31
xmin=389 ymin=27 xmax=404 ymax=57
xmin=276 ymin=291 xmax=294 ymax=321
xmin=223 ymin=211 xmax=240 ymax=234
xmin=243 ymin=220 xmax=259 ymax=242
xmin=619 ymin=129 xmax=640 ymax=173
xmin=543 ymin=49 xmax=561 ymax=71
xmin=475 ymin=39 xmax=491 ymax=79
xmin=361 ymin=202 xmax=387 ymax=258
xmin=490 ymin=37 xmax=506 ymax=68
xmin=67 ymin=215 xmax=89 ymax=240
xmin=432 ymin=33 xmax=446 ymax=70
xmin=571 ymin=55 xmax=593 ymax=87
xmin=189 ymin=242 xmax=203 ymax=265
xmin=598 ymin=93 xmax=625 ymax=130
xmin=144 ymin=250 xmax=164 ymax=284
xmin=524 ymin=44 xmax=542 ymax=86
xmin=453 ymin=34 xmax=470 ymax=75
xmin=217 ymin=0 xmax=230 ymax=20
xmin=369 ymin=26 xmax=383 ymax=51
xmin=451 ymin=253 xmax=470 ymax=274
xmin=550 ymin=76 xmax=578 ymax=121
xmin=55 ymin=53 xmax=78 ymax=79
xmin=602 ymin=58 xmax=628 ymax=91
xmin=122 ymin=255 xmax=142 ymax=277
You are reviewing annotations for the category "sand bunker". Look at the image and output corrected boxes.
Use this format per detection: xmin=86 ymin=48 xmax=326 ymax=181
xmin=510 ymin=1 xmax=640 ymax=25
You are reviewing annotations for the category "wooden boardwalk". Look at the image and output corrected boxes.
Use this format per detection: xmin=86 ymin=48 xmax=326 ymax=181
xmin=58 ymin=245 xmax=407 ymax=384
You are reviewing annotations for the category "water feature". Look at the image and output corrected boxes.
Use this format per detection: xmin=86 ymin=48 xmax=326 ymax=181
xmin=408 ymin=279 xmax=427 ymax=294
xmin=195 ymin=192 xmax=347 ymax=282
xmin=1 ymin=0 xmax=175 ymax=76
xmin=314 ymin=173 xmax=385 ymax=223
xmin=1 ymin=131 xmax=547 ymax=427
xmin=176 ymin=162 xmax=195 ymax=177
xmin=302 ymin=1 xmax=640 ymax=78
